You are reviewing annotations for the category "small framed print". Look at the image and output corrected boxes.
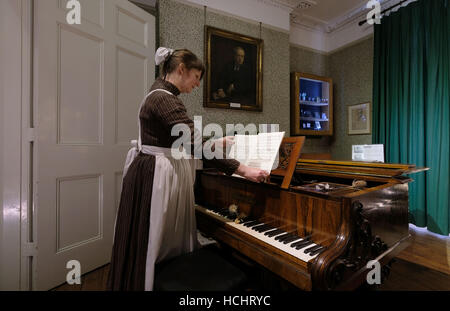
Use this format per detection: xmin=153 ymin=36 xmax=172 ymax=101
xmin=348 ymin=102 xmax=371 ymax=135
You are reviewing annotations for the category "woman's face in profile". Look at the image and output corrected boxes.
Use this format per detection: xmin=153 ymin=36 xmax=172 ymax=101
xmin=180 ymin=68 xmax=202 ymax=94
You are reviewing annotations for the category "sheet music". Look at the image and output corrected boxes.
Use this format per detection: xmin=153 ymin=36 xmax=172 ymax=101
xmin=352 ymin=144 xmax=384 ymax=163
xmin=229 ymin=132 xmax=285 ymax=174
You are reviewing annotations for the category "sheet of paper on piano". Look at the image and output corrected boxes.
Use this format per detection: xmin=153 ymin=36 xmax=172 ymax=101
xmin=228 ymin=132 xmax=285 ymax=176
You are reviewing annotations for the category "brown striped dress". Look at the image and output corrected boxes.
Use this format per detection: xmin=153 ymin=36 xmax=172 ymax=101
xmin=107 ymin=78 xmax=240 ymax=291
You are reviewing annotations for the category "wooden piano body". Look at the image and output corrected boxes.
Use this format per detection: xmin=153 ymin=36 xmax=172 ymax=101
xmin=194 ymin=137 xmax=424 ymax=290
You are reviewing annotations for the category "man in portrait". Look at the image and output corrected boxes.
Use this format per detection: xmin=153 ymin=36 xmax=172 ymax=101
xmin=213 ymin=46 xmax=254 ymax=104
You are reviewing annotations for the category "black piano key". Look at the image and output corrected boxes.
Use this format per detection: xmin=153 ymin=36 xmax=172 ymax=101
xmin=290 ymin=239 xmax=307 ymax=248
xmin=280 ymin=234 xmax=300 ymax=243
xmin=244 ymin=220 xmax=261 ymax=227
xmin=283 ymin=234 xmax=301 ymax=244
xmin=208 ymin=207 xmax=229 ymax=218
xmin=304 ymin=244 xmax=322 ymax=254
xmin=217 ymin=209 xmax=228 ymax=217
xmin=309 ymin=246 xmax=326 ymax=256
xmin=251 ymin=223 xmax=268 ymax=230
xmin=265 ymin=229 xmax=284 ymax=237
xmin=241 ymin=218 xmax=256 ymax=225
xmin=292 ymin=238 xmax=313 ymax=247
xmin=258 ymin=225 xmax=277 ymax=233
xmin=263 ymin=228 xmax=280 ymax=236
xmin=239 ymin=216 xmax=251 ymax=223
xmin=295 ymin=240 xmax=314 ymax=250
xmin=223 ymin=211 xmax=234 ymax=218
xmin=209 ymin=207 xmax=237 ymax=220
xmin=280 ymin=234 xmax=298 ymax=242
xmin=290 ymin=235 xmax=311 ymax=248
xmin=249 ymin=222 xmax=265 ymax=229
xmin=252 ymin=224 xmax=274 ymax=232
xmin=242 ymin=220 xmax=258 ymax=227
xmin=274 ymin=233 xmax=293 ymax=242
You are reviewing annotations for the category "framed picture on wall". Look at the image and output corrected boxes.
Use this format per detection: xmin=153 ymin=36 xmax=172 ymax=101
xmin=204 ymin=26 xmax=263 ymax=111
xmin=348 ymin=102 xmax=371 ymax=135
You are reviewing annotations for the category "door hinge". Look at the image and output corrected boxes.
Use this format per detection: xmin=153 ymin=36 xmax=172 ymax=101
xmin=25 ymin=128 xmax=36 ymax=142
xmin=22 ymin=242 xmax=37 ymax=257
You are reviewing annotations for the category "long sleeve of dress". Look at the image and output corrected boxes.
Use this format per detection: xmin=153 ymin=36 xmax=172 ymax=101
xmin=140 ymin=78 xmax=240 ymax=176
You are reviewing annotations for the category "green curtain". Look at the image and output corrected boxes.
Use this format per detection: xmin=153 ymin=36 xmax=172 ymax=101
xmin=373 ymin=0 xmax=449 ymax=235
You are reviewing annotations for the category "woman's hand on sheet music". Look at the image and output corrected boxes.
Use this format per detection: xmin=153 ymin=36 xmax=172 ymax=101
xmin=236 ymin=164 xmax=270 ymax=183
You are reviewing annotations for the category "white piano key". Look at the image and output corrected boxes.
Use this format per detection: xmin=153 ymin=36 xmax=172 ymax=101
xmin=196 ymin=205 xmax=321 ymax=262
xmin=227 ymin=222 xmax=320 ymax=262
xmin=199 ymin=206 xmax=233 ymax=222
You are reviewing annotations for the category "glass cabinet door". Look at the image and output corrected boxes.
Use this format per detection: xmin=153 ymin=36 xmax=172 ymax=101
xmin=290 ymin=72 xmax=333 ymax=136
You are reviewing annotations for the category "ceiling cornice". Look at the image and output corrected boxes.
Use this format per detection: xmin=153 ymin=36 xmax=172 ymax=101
xmin=254 ymin=0 xmax=296 ymax=12
xmin=325 ymin=0 xmax=396 ymax=33
xmin=290 ymin=0 xmax=405 ymax=34
xmin=290 ymin=19 xmax=326 ymax=33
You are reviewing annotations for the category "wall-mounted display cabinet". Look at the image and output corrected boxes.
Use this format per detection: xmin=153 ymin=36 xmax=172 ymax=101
xmin=290 ymin=72 xmax=333 ymax=136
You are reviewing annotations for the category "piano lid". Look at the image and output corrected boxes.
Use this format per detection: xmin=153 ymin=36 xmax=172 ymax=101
xmin=296 ymin=159 xmax=429 ymax=179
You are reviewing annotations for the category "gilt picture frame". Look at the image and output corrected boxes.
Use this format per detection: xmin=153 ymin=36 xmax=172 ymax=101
xmin=348 ymin=102 xmax=371 ymax=135
xmin=204 ymin=26 xmax=263 ymax=111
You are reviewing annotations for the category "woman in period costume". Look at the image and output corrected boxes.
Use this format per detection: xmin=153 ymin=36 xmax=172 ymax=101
xmin=107 ymin=47 xmax=269 ymax=291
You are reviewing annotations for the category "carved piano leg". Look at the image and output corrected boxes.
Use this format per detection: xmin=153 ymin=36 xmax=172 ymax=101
xmin=311 ymin=201 xmax=391 ymax=290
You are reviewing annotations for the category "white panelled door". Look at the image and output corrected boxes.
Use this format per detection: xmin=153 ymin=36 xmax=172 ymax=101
xmin=34 ymin=0 xmax=155 ymax=290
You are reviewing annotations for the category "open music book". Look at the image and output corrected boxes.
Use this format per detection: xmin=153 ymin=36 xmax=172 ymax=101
xmin=228 ymin=132 xmax=285 ymax=174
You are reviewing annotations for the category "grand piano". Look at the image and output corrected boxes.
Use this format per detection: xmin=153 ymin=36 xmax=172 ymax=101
xmin=194 ymin=137 xmax=426 ymax=290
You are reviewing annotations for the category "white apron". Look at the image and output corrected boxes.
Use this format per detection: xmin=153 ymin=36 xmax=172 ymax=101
xmin=120 ymin=89 xmax=201 ymax=291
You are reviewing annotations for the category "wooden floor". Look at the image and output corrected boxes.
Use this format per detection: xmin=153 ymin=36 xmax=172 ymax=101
xmin=377 ymin=259 xmax=450 ymax=291
xmin=396 ymin=225 xmax=449 ymax=275
xmin=53 ymin=264 xmax=111 ymax=291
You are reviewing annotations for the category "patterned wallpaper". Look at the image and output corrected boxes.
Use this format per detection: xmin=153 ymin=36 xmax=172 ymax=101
xmin=159 ymin=0 xmax=373 ymax=160
xmin=159 ymin=0 xmax=290 ymax=137
xmin=290 ymin=45 xmax=328 ymax=77
xmin=328 ymin=38 xmax=374 ymax=160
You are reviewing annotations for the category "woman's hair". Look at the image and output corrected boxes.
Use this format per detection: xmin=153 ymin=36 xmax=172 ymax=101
xmin=161 ymin=49 xmax=205 ymax=80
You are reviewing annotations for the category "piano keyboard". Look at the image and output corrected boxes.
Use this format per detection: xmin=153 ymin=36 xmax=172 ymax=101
xmin=196 ymin=205 xmax=326 ymax=262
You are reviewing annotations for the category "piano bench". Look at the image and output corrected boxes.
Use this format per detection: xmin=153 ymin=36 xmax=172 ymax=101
xmin=154 ymin=247 xmax=248 ymax=291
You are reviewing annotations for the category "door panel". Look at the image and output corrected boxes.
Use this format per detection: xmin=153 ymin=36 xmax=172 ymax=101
xmin=35 ymin=0 xmax=155 ymax=290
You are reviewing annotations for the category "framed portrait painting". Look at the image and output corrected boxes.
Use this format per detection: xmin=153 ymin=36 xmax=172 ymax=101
xmin=204 ymin=26 xmax=263 ymax=111
xmin=348 ymin=102 xmax=371 ymax=135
